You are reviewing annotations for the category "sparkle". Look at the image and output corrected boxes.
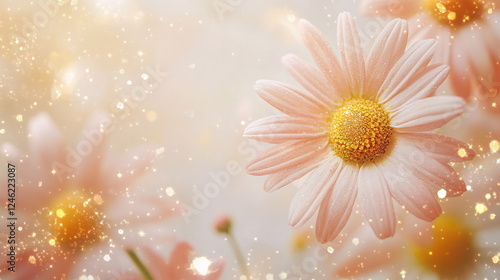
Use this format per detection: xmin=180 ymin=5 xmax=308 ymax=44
xmin=103 ymin=254 xmax=111 ymax=262
xmin=16 ymin=114 xmax=23 ymax=122
xmin=437 ymin=189 xmax=447 ymax=198
xmin=352 ymin=238 xmax=360 ymax=245
xmin=327 ymin=246 xmax=334 ymax=253
xmin=423 ymin=0 xmax=486 ymax=29
xmin=165 ymin=187 xmax=176 ymax=197
xmin=115 ymin=102 xmax=125 ymax=110
xmin=328 ymin=98 xmax=392 ymax=164
xmin=493 ymin=254 xmax=500 ymax=264
xmin=191 ymin=257 xmax=211 ymax=275
xmin=458 ymin=148 xmax=468 ymax=158
xmin=93 ymin=194 xmax=104 ymax=205
xmin=489 ymin=140 xmax=499 ymax=153
xmin=48 ymin=190 xmax=106 ymax=252
xmin=400 ymin=269 xmax=407 ymax=279
xmin=28 ymin=256 xmax=36 ymax=264
xmin=56 ymin=209 xmax=66 ymax=218
xmin=475 ymin=203 xmax=488 ymax=214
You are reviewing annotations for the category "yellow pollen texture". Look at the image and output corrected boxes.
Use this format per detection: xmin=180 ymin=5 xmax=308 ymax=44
xmin=413 ymin=215 xmax=474 ymax=278
xmin=328 ymin=98 xmax=392 ymax=164
xmin=423 ymin=0 xmax=486 ymax=29
xmin=48 ymin=190 xmax=105 ymax=253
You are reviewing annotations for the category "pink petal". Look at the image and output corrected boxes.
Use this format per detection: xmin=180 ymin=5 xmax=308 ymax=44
xmin=360 ymin=0 xmax=419 ymax=18
xmin=166 ymin=242 xmax=193 ymax=277
xmin=385 ymin=64 xmax=449 ymax=111
xmin=391 ymin=96 xmax=465 ymax=132
xmin=103 ymin=145 xmax=156 ymax=195
xmin=247 ymin=138 xmax=327 ymax=176
xmin=377 ymin=39 xmax=437 ymax=103
xmin=255 ymin=80 xmax=329 ymax=118
xmin=486 ymin=16 xmax=500 ymax=59
xmin=315 ymin=165 xmax=359 ymax=243
xmin=243 ymin=115 xmax=326 ymax=144
xmin=365 ymin=18 xmax=408 ymax=97
xmin=358 ymin=163 xmax=396 ymax=239
xmin=74 ymin=112 xmax=111 ymax=187
xmin=430 ymin=30 xmax=451 ymax=64
xmin=337 ymin=12 xmax=365 ymax=97
xmin=399 ymin=132 xmax=475 ymax=162
xmin=28 ymin=113 xmax=65 ymax=180
xmin=407 ymin=15 xmax=440 ymax=44
xmin=141 ymin=247 xmax=169 ymax=280
xmin=448 ymin=38 xmax=472 ymax=99
xmin=288 ymin=157 xmax=342 ymax=227
xmin=2 ymin=142 xmax=59 ymax=210
xmin=264 ymin=154 xmax=325 ymax=192
xmin=379 ymin=155 xmax=442 ymax=221
xmin=282 ymin=53 xmax=338 ymax=108
xmin=298 ymin=19 xmax=348 ymax=99
xmin=202 ymin=260 xmax=225 ymax=280
xmin=460 ymin=26 xmax=493 ymax=88
xmin=1 ymin=143 xmax=24 ymax=162
xmin=392 ymin=136 xmax=467 ymax=197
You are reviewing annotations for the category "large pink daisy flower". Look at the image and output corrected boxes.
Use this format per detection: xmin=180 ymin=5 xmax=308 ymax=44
xmin=244 ymin=12 xmax=475 ymax=243
xmin=361 ymin=0 xmax=500 ymax=101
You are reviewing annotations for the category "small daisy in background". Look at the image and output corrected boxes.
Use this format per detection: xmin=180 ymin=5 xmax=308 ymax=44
xmin=129 ymin=242 xmax=224 ymax=280
xmin=360 ymin=0 xmax=500 ymax=108
xmin=0 ymin=113 xmax=174 ymax=279
xmin=244 ymin=12 xmax=475 ymax=243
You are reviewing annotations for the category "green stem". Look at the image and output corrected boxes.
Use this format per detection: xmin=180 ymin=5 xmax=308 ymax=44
xmin=126 ymin=249 xmax=155 ymax=280
xmin=227 ymin=232 xmax=250 ymax=278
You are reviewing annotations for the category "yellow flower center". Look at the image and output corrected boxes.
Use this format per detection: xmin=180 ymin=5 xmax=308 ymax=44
xmin=423 ymin=0 xmax=490 ymax=29
xmin=328 ymin=98 xmax=392 ymax=164
xmin=47 ymin=190 xmax=107 ymax=254
xmin=413 ymin=215 xmax=474 ymax=278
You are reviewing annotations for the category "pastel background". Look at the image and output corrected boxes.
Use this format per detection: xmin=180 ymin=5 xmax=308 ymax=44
xmin=0 ymin=1 xmax=499 ymax=279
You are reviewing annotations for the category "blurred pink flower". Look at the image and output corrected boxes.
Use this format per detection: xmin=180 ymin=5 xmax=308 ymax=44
xmin=0 ymin=113 xmax=174 ymax=279
xmin=244 ymin=12 xmax=474 ymax=243
xmin=361 ymin=0 xmax=500 ymax=101
xmin=136 ymin=242 xmax=224 ymax=280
